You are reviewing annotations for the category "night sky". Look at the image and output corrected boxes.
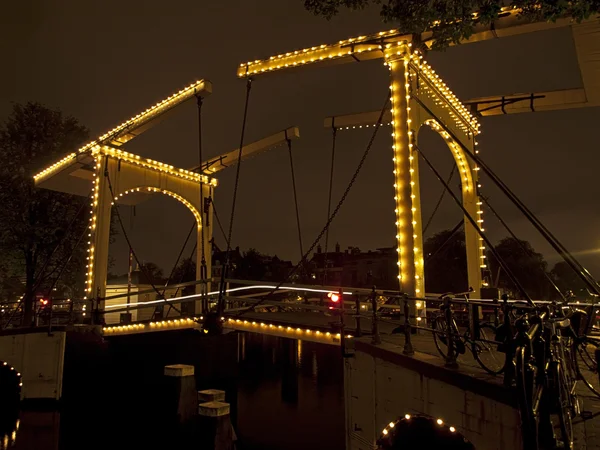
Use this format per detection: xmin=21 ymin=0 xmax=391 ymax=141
xmin=2 ymin=1 xmax=599 ymax=281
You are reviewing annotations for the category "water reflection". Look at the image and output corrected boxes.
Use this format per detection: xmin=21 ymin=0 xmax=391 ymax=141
xmin=7 ymin=331 xmax=344 ymax=450
xmin=236 ymin=333 xmax=344 ymax=450
xmin=1 ymin=411 xmax=60 ymax=450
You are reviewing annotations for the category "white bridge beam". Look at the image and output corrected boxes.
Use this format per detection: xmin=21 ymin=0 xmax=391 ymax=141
xmin=190 ymin=126 xmax=300 ymax=174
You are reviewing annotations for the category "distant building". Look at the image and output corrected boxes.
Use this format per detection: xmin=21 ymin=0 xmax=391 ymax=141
xmin=309 ymin=243 xmax=398 ymax=290
xmin=212 ymin=246 xmax=243 ymax=279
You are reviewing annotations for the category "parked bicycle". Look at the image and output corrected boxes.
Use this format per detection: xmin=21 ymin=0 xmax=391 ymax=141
xmin=514 ymin=304 xmax=579 ymax=450
xmin=431 ymin=292 xmax=505 ymax=375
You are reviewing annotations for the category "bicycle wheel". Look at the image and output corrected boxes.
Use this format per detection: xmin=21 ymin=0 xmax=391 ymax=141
xmin=432 ymin=316 xmax=450 ymax=359
xmin=554 ymin=361 xmax=574 ymax=450
xmin=515 ymin=346 xmax=538 ymax=449
xmin=575 ymin=337 xmax=600 ymax=398
xmin=562 ymin=345 xmax=581 ymax=417
xmin=473 ymin=323 xmax=505 ymax=375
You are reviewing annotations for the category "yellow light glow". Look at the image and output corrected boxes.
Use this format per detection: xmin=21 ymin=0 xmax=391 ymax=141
xmin=34 ymin=80 xmax=210 ymax=181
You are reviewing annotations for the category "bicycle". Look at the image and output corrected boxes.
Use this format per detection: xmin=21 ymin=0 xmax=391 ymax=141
xmin=568 ymin=306 xmax=600 ymax=398
xmin=431 ymin=293 xmax=505 ymax=375
xmin=514 ymin=306 xmax=578 ymax=450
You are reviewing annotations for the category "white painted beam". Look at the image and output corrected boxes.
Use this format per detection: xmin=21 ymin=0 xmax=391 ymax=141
xmin=192 ymin=126 xmax=300 ymax=174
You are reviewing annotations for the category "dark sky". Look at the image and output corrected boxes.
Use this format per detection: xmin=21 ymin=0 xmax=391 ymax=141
xmin=2 ymin=0 xmax=599 ymax=282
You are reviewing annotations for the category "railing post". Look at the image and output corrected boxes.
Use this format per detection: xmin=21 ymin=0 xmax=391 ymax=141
xmin=371 ymin=286 xmax=381 ymax=345
xmin=493 ymin=297 xmax=500 ymax=329
xmin=339 ymin=288 xmax=346 ymax=356
xmin=355 ymin=294 xmax=362 ymax=337
xmin=444 ymin=297 xmax=458 ymax=368
xmin=403 ymin=294 xmax=414 ymax=356
xmin=502 ymin=295 xmax=515 ymax=387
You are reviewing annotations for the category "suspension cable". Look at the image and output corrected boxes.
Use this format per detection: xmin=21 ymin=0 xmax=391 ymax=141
xmin=210 ymin=197 xmax=229 ymax=246
xmin=286 ymin=131 xmax=304 ymax=261
xmin=104 ymin=161 xmax=182 ymax=315
xmin=414 ymin=143 xmax=533 ymax=304
xmin=218 ymin=78 xmax=253 ymax=314
xmin=233 ymin=91 xmax=391 ymax=317
xmin=171 ymin=242 xmax=198 ymax=300
xmin=149 ymin=221 xmax=197 ymax=320
xmin=481 ymin=195 xmax=565 ymax=301
xmin=423 ymin=165 xmax=455 ymax=235
xmin=412 ymin=95 xmax=600 ymax=296
xmin=323 ymin=121 xmax=337 ymax=285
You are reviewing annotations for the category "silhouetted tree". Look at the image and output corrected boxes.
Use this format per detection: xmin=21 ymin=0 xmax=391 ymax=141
xmin=237 ymin=249 xmax=268 ymax=281
xmin=170 ymin=258 xmax=196 ymax=296
xmin=551 ymin=261 xmax=589 ymax=299
xmin=488 ymin=237 xmax=550 ymax=300
xmin=304 ymin=0 xmax=599 ymax=49
xmin=423 ymin=228 xmax=468 ymax=294
xmin=0 ymin=102 xmax=89 ymax=324
xmin=139 ymin=262 xmax=164 ymax=286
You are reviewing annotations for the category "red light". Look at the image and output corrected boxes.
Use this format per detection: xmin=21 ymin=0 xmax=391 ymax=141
xmin=40 ymin=299 xmax=48 ymax=305
xmin=328 ymin=293 xmax=340 ymax=303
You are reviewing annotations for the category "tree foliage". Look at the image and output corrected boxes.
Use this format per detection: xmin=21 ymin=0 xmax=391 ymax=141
xmin=551 ymin=261 xmax=589 ymax=298
xmin=487 ymin=237 xmax=550 ymax=300
xmin=139 ymin=262 xmax=164 ymax=286
xmin=0 ymin=102 xmax=90 ymax=323
xmin=170 ymin=258 xmax=196 ymax=296
xmin=424 ymin=228 xmax=468 ymax=294
xmin=303 ymin=0 xmax=600 ymax=49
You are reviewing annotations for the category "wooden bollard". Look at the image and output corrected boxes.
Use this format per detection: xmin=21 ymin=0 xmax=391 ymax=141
xmin=197 ymin=390 xmax=235 ymax=450
xmin=164 ymin=364 xmax=197 ymax=426
xmin=198 ymin=389 xmax=226 ymax=403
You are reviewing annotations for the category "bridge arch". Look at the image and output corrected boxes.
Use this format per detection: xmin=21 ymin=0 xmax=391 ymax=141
xmin=377 ymin=413 xmax=475 ymax=450
xmin=86 ymin=148 xmax=215 ymax=315
xmin=412 ymin=119 xmax=486 ymax=296
xmin=111 ymin=186 xmax=202 ymax=224
xmin=0 ymin=360 xmax=23 ymax=406
xmin=385 ymin=45 xmax=486 ymax=305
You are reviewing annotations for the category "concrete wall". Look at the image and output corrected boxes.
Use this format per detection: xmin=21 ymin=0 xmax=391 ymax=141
xmin=0 ymin=330 xmax=66 ymax=400
xmin=345 ymin=341 xmax=522 ymax=450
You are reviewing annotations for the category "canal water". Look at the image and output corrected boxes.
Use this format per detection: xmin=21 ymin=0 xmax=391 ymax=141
xmin=2 ymin=331 xmax=345 ymax=450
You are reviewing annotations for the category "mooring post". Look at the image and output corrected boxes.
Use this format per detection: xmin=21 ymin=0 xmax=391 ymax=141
xmin=197 ymin=389 xmax=235 ymax=450
xmin=403 ymin=294 xmax=414 ymax=356
xmin=371 ymin=286 xmax=381 ymax=345
xmin=164 ymin=364 xmax=197 ymax=426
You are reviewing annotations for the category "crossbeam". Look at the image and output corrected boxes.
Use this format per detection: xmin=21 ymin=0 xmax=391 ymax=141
xmin=323 ymin=90 xmax=590 ymax=126
xmin=190 ymin=126 xmax=300 ymax=174
xmin=102 ymin=80 xmax=212 ymax=147
xmin=33 ymin=79 xmax=212 ymax=183
xmin=237 ymin=8 xmax=578 ymax=79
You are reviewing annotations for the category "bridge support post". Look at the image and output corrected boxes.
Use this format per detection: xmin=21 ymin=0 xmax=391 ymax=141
xmin=385 ymin=46 xmax=419 ymax=301
xmin=88 ymin=157 xmax=115 ymax=323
